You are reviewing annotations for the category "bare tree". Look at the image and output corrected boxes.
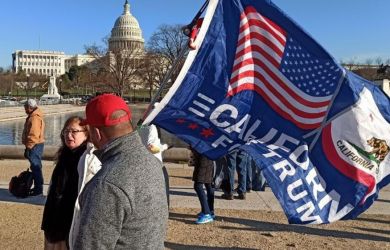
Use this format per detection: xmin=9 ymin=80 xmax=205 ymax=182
xmin=146 ymin=24 xmax=189 ymax=90
xmin=148 ymin=24 xmax=188 ymax=65
xmin=353 ymin=67 xmax=377 ymax=81
xmin=139 ymin=52 xmax=171 ymax=100
xmin=375 ymin=57 xmax=383 ymax=66
xmin=70 ymin=65 xmax=96 ymax=95
xmin=365 ymin=58 xmax=374 ymax=66
xmin=84 ymin=44 xmax=142 ymax=97
xmin=13 ymin=72 xmax=47 ymax=98
xmin=0 ymin=72 xmax=14 ymax=95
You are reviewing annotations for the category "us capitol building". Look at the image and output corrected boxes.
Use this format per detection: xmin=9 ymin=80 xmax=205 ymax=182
xmin=12 ymin=0 xmax=144 ymax=77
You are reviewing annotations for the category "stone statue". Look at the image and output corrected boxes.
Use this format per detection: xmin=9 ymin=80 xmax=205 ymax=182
xmin=40 ymin=75 xmax=61 ymax=102
xmin=48 ymin=76 xmax=60 ymax=96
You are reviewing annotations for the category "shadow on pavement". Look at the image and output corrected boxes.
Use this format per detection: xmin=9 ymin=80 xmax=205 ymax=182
xmin=169 ymin=175 xmax=192 ymax=180
xmin=165 ymin=242 xmax=256 ymax=250
xmin=169 ymin=212 xmax=390 ymax=243
xmin=169 ymin=190 xmax=197 ymax=198
xmin=355 ymin=217 xmax=390 ymax=224
xmin=0 ymin=188 xmax=45 ymax=206
xmin=169 ymin=211 xmax=203 ymax=226
xmin=353 ymin=227 xmax=390 ymax=235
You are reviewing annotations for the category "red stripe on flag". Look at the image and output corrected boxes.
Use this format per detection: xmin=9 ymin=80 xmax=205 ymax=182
xmin=229 ymin=70 xmax=327 ymax=119
xmin=233 ymin=44 xmax=281 ymax=70
xmin=322 ymin=125 xmax=375 ymax=203
xmin=239 ymin=18 xmax=287 ymax=48
xmin=227 ymin=83 xmax=322 ymax=129
xmin=244 ymin=6 xmax=287 ymax=38
xmin=230 ymin=57 xmax=330 ymax=108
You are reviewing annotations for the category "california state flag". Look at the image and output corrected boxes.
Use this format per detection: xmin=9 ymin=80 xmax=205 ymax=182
xmin=322 ymin=87 xmax=390 ymax=207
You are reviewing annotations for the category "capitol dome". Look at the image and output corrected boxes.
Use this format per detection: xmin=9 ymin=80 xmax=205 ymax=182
xmin=109 ymin=0 xmax=144 ymax=52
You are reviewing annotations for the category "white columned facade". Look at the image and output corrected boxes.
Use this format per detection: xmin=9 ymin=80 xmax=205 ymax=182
xmin=12 ymin=50 xmax=65 ymax=76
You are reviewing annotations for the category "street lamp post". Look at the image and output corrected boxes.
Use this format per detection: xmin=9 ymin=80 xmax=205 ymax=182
xmin=10 ymin=78 xmax=14 ymax=96
xmin=59 ymin=78 xmax=62 ymax=104
xmin=26 ymin=74 xmax=30 ymax=100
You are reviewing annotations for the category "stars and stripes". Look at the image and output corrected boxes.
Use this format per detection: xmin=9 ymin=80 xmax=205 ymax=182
xmin=228 ymin=6 xmax=342 ymax=130
xmin=149 ymin=0 xmax=390 ymax=225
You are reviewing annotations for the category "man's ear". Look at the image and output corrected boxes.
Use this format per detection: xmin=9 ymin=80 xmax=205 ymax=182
xmin=93 ymin=127 xmax=103 ymax=142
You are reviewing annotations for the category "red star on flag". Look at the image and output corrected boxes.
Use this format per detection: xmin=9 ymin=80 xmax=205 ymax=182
xmin=200 ymin=128 xmax=214 ymax=138
xmin=176 ymin=118 xmax=186 ymax=124
xmin=188 ymin=123 xmax=199 ymax=130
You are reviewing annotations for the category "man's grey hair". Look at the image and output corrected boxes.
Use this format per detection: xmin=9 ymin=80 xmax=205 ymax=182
xmin=25 ymin=99 xmax=38 ymax=108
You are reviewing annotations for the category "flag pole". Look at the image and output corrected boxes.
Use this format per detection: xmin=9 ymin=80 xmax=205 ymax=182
xmin=136 ymin=0 xmax=210 ymax=127
xmin=136 ymin=47 xmax=188 ymax=127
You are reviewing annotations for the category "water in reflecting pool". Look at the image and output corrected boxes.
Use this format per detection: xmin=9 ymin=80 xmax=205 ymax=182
xmin=0 ymin=107 xmax=186 ymax=147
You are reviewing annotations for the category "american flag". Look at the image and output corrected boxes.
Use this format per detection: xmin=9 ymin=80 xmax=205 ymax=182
xmin=228 ymin=6 xmax=343 ymax=130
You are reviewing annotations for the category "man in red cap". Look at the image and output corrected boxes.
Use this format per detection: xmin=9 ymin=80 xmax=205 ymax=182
xmin=72 ymin=94 xmax=168 ymax=249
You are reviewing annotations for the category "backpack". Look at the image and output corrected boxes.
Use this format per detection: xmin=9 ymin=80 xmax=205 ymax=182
xmin=9 ymin=169 xmax=34 ymax=198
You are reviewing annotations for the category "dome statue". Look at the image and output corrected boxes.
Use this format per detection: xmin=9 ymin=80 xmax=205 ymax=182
xmin=108 ymin=0 xmax=145 ymax=52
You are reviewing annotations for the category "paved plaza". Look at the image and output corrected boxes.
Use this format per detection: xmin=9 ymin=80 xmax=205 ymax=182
xmin=0 ymin=162 xmax=389 ymax=216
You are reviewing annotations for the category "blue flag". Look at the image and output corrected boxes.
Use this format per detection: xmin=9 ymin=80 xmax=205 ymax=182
xmin=144 ymin=0 xmax=390 ymax=224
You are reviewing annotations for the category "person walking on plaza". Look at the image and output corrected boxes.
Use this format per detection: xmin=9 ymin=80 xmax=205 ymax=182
xmin=22 ymin=99 xmax=45 ymax=196
xmin=190 ymin=148 xmax=215 ymax=224
xmin=251 ymin=160 xmax=267 ymax=192
xmin=73 ymin=94 xmax=168 ymax=249
xmin=223 ymin=149 xmax=249 ymax=200
xmin=41 ymin=116 xmax=88 ymax=250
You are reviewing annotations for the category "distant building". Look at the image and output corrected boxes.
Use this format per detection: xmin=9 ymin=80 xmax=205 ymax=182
xmin=12 ymin=50 xmax=65 ymax=76
xmin=11 ymin=0 xmax=145 ymax=80
xmin=342 ymin=64 xmax=380 ymax=71
xmin=108 ymin=0 xmax=144 ymax=53
xmin=374 ymin=79 xmax=390 ymax=97
xmin=64 ymin=54 xmax=97 ymax=72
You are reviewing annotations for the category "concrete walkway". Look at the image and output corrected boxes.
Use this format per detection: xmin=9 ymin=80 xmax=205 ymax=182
xmin=0 ymin=104 xmax=85 ymax=122
xmin=0 ymin=163 xmax=389 ymax=217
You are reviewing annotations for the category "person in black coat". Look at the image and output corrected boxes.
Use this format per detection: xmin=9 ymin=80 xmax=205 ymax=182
xmin=190 ymin=148 xmax=215 ymax=224
xmin=41 ymin=116 xmax=88 ymax=249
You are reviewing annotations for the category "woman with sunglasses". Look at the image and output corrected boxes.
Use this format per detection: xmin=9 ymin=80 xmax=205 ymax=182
xmin=41 ymin=116 xmax=88 ymax=250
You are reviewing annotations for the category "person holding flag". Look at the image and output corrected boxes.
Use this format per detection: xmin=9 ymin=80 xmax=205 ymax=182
xmin=144 ymin=0 xmax=390 ymax=224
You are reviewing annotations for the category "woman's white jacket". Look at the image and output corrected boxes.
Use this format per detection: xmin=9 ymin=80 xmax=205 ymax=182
xmin=68 ymin=143 xmax=102 ymax=249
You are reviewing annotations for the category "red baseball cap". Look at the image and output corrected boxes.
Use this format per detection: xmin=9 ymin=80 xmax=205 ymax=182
xmin=80 ymin=94 xmax=132 ymax=127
